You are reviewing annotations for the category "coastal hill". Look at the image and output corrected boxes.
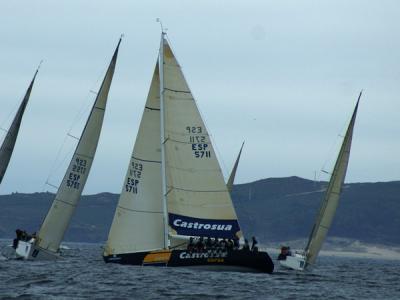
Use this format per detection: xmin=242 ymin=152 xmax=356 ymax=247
xmin=0 ymin=177 xmax=399 ymax=245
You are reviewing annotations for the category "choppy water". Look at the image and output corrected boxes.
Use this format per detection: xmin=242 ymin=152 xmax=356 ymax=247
xmin=0 ymin=241 xmax=399 ymax=299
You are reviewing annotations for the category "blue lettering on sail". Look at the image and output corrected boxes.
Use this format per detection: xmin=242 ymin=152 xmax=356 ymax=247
xmin=169 ymin=213 xmax=240 ymax=239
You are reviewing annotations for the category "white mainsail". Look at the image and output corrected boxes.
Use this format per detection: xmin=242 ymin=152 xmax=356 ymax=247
xmin=36 ymin=40 xmax=121 ymax=253
xmin=227 ymin=142 xmax=245 ymax=193
xmin=104 ymin=63 xmax=165 ymax=255
xmin=304 ymin=92 xmax=361 ymax=266
xmin=0 ymin=69 xmax=38 ymax=185
xmin=161 ymin=37 xmax=242 ymax=240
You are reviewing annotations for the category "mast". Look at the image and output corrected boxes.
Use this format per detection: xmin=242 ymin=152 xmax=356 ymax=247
xmin=227 ymin=141 xmax=245 ymax=193
xmin=159 ymin=31 xmax=169 ymax=249
xmin=304 ymin=91 xmax=362 ymax=266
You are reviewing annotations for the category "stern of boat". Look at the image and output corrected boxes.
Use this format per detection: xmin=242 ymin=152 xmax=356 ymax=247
xmin=279 ymin=253 xmax=306 ymax=271
xmin=15 ymin=240 xmax=60 ymax=260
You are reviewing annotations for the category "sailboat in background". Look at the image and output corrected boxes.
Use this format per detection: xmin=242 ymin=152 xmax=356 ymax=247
xmin=14 ymin=38 xmax=121 ymax=260
xmin=103 ymin=33 xmax=274 ymax=273
xmin=278 ymin=91 xmax=362 ymax=271
xmin=227 ymin=142 xmax=245 ymax=193
xmin=0 ymin=68 xmax=39 ymax=185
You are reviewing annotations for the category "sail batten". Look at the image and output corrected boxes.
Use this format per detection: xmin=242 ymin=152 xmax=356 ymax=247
xmin=36 ymin=40 xmax=120 ymax=252
xmin=304 ymin=92 xmax=361 ymax=266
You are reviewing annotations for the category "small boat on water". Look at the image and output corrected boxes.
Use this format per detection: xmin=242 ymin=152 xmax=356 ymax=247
xmin=13 ymin=38 xmax=121 ymax=260
xmin=0 ymin=68 xmax=38 ymax=186
xmin=103 ymin=32 xmax=274 ymax=273
xmin=278 ymin=92 xmax=362 ymax=271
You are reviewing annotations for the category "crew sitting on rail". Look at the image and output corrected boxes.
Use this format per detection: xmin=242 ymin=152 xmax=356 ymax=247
xmin=251 ymin=236 xmax=258 ymax=252
xmin=187 ymin=237 xmax=195 ymax=253
xmin=243 ymin=239 xmax=250 ymax=251
xmin=196 ymin=237 xmax=205 ymax=251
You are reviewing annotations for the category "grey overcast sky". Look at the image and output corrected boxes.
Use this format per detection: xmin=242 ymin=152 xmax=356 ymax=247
xmin=0 ymin=1 xmax=399 ymax=194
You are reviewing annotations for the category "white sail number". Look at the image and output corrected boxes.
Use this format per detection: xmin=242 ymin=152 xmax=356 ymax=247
xmin=186 ymin=126 xmax=211 ymax=158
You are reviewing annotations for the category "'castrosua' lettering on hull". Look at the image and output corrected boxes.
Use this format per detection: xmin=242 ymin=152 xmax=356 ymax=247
xmin=179 ymin=251 xmax=228 ymax=259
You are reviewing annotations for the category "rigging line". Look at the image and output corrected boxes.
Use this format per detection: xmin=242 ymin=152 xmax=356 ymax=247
xmin=66 ymin=44 xmax=110 ymax=138
xmin=44 ymin=181 xmax=59 ymax=190
xmin=42 ymin=142 xmax=76 ymax=193
xmin=319 ymin=98 xmax=356 ymax=181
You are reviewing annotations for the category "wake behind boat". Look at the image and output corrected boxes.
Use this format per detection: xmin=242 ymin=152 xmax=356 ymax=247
xmin=103 ymin=31 xmax=274 ymax=274
xmin=278 ymin=92 xmax=362 ymax=271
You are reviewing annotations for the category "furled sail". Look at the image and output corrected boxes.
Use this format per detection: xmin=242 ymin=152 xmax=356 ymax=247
xmin=0 ymin=70 xmax=38 ymax=185
xmin=161 ymin=37 xmax=242 ymax=239
xmin=305 ymin=92 xmax=361 ymax=266
xmin=227 ymin=142 xmax=245 ymax=193
xmin=36 ymin=40 xmax=121 ymax=252
xmin=104 ymin=63 xmax=165 ymax=255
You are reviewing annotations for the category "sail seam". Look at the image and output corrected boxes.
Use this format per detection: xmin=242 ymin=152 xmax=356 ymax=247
xmin=168 ymin=186 xmax=226 ymax=193
xmin=54 ymin=198 xmax=76 ymax=207
xmin=94 ymin=106 xmax=105 ymax=111
xmin=75 ymin=153 xmax=94 ymax=160
xmin=131 ymin=156 xmax=161 ymax=164
xmin=118 ymin=205 xmax=163 ymax=214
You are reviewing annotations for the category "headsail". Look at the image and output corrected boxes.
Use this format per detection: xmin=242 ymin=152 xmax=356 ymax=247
xmin=0 ymin=69 xmax=38 ymax=185
xmin=161 ymin=37 xmax=242 ymax=240
xmin=227 ymin=142 xmax=245 ymax=193
xmin=104 ymin=63 xmax=165 ymax=255
xmin=36 ymin=39 xmax=121 ymax=252
xmin=305 ymin=92 xmax=362 ymax=266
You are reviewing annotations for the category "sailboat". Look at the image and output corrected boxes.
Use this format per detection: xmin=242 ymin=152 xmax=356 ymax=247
xmin=0 ymin=68 xmax=38 ymax=186
xmin=227 ymin=142 xmax=245 ymax=193
xmin=14 ymin=38 xmax=121 ymax=260
xmin=103 ymin=33 xmax=274 ymax=273
xmin=278 ymin=91 xmax=362 ymax=271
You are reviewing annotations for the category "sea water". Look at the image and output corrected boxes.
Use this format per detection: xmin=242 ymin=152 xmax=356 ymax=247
xmin=0 ymin=241 xmax=399 ymax=299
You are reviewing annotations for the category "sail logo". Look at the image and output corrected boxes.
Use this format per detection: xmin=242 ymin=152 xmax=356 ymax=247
xmin=169 ymin=214 xmax=240 ymax=239
xmin=173 ymin=219 xmax=232 ymax=231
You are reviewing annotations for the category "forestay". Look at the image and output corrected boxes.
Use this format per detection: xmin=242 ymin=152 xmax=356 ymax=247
xmin=161 ymin=38 xmax=242 ymax=239
xmin=0 ymin=70 xmax=38 ymax=185
xmin=104 ymin=63 xmax=165 ymax=255
xmin=36 ymin=40 xmax=121 ymax=252
xmin=305 ymin=93 xmax=361 ymax=266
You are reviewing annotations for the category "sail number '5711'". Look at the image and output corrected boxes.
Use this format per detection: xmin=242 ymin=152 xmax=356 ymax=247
xmin=126 ymin=161 xmax=143 ymax=194
xmin=186 ymin=126 xmax=211 ymax=158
